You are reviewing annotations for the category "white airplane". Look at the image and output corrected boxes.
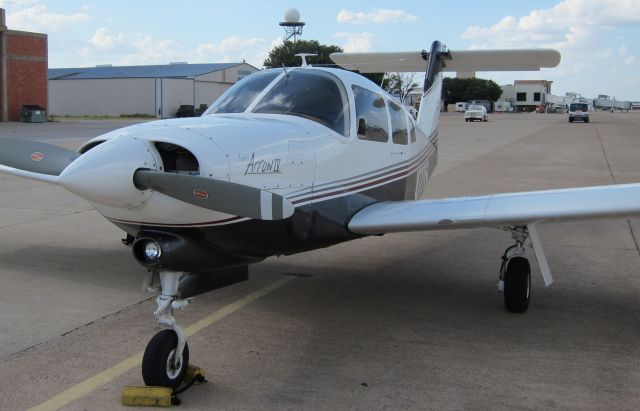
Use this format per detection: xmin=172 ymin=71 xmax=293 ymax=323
xmin=1 ymin=41 xmax=639 ymax=389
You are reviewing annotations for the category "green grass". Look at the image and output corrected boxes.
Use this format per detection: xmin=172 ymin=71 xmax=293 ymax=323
xmin=51 ymin=114 xmax=155 ymax=121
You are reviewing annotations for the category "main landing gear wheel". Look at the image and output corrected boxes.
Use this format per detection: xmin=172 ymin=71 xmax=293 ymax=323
xmin=503 ymin=256 xmax=531 ymax=313
xmin=142 ymin=329 xmax=190 ymax=388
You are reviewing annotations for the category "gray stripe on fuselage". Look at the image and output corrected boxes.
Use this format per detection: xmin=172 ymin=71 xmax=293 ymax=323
xmin=288 ymin=136 xmax=436 ymax=201
xmin=288 ymin=128 xmax=438 ymax=199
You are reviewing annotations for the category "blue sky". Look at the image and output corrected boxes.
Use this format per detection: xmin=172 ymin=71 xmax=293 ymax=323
xmin=1 ymin=0 xmax=639 ymax=100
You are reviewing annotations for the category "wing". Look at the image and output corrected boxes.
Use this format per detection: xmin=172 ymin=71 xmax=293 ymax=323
xmin=348 ymin=183 xmax=640 ymax=235
xmin=330 ymin=49 xmax=561 ymax=73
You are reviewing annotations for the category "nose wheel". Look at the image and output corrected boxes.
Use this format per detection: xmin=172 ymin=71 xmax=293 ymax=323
xmin=142 ymin=329 xmax=190 ymax=388
xmin=143 ymin=271 xmax=192 ymax=388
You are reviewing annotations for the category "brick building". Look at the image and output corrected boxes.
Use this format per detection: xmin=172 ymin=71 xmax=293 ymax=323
xmin=0 ymin=8 xmax=48 ymax=122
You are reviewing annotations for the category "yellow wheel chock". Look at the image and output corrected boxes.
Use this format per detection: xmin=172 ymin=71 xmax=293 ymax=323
xmin=122 ymin=365 xmax=206 ymax=407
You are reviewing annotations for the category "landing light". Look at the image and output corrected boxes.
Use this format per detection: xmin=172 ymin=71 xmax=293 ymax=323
xmin=144 ymin=241 xmax=162 ymax=261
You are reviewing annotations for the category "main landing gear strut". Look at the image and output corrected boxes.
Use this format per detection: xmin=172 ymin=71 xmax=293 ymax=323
xmin=497 ymin=225 xmax=553 ymax=313
xmin=142 ymin=271 xmax=192 ymax=388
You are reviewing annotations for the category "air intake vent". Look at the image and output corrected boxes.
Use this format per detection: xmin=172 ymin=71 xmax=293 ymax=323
xmin=154 ymin=142 xmax=199 ymax=174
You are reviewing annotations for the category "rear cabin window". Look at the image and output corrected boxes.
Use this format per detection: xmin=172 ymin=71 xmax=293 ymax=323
xmin=252 ymin=70 xmax=350 ymax=136
xmin=352 ymin=85 xmax=389 ymax=143
xmin=389 ymin=101 xmax=408 ymax=145
xmin=209 ymin=70 xmax=282 ymax=114
xmin=408 ymin=115 xmax=416 ymax=143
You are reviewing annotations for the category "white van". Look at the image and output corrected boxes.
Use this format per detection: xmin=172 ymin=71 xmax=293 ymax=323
xmin=568 ymin=102 xmax=589 ymax=123
xmin=455 ymin=102 xmax=468 ymax=112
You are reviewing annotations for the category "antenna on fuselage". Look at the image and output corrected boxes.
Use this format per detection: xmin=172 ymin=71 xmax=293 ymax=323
xmin=295 ymin=53 xmax=317 ymax=67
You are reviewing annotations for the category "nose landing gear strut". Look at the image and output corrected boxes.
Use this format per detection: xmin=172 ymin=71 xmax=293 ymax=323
xmin=142 ymin=271 xmax=192 ymax=388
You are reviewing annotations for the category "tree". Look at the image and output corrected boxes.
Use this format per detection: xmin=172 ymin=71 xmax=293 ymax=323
xmin=263 ymin=40 xmax=384 ymax=85
xmin=382 ymin=73 xmax=421 ymax=103
xmin=442 ymin=77 xmax=503 ymax=107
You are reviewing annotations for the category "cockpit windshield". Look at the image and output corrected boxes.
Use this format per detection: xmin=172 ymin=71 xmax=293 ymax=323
xmin=208 ymin=69 xmax=282 ymax=114
xmin=252 ymin=69 xmax=350 ymax=136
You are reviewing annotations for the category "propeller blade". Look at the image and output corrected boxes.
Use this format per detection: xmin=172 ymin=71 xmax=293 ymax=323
xmin=133 ymin=169 xmax=294 ymax=220
xmin=0 ymin=138 xmax=80 ymax=176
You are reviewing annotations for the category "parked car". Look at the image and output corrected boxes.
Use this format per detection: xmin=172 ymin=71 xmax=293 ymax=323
xmin=175 ymin=105 xmax=195 ymax=118
xmin=464 ymin=105 xmax=488 ymax=122
xmin=568 ymin=102 xmax=589 ymax=123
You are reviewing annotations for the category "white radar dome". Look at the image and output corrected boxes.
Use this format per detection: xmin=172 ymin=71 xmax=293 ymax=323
xmin=284 ymin=8 xmax=300 ymax=23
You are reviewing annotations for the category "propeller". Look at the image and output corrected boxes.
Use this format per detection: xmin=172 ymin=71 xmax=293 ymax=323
xmin=133 ymin=169 xmax=294 ymax=220
xmin=0 ymin=138 xmax=80 ymax=176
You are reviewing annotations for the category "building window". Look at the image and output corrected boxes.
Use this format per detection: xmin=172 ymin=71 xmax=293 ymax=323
xmin=534 ymin=92 xmax=541 ymax=102
xmin=516 ymin=92 xmax=527 ymax=102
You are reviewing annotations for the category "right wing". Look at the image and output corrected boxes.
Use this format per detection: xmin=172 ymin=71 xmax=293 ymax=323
xmin=330 ymin=49 xmax=561 ymax=73
xmin=348 ymin=183 xmax=640 ymax=235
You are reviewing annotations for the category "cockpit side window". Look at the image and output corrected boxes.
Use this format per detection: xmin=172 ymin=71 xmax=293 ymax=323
xmin=352 ymin=85 xmax=389 ymax=143
xmin=208 ymin=70 xmax=282 ymax=114
xmin=252 ymin=70 xmax=350 ymax=137
xmin=389 ymin=101 xmax=408 ymax=145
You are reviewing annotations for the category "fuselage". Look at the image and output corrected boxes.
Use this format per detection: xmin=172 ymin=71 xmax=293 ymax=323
xmin=75 ymin=67 xmax=440 ymax=271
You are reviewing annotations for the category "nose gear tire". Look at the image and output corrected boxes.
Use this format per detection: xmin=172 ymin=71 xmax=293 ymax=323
xmin=142 ymin=329 xmax=190 ymax=388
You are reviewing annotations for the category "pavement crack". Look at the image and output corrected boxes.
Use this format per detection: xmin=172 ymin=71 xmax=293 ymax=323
xmin=0 ymin=209 xmax=94 ymax=229
xmin=627 ymin=220 xmax=640 ymax=257
xmin=0 ymin=296 xmax=152 ymax=362
xmin=594 ymin=124 xmax=640 ymax=257
xmin=593 ymin=124 xmax=616 ymax=184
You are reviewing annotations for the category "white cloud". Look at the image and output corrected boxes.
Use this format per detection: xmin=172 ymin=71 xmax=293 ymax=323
xmin=462 ymin=0 xmax=640 ymax=49
xmin=196 ymin=36 xmax=268 ymax=67
xmin=6 ymin=4 xmax=90 ymax=32
xmin=88 ymin=28 xmax=124 ymax=50
xmin=337 ymin=8 xmax=418 ymax=24
xmin=80 ymin=28 xmax=272 ymax=68
xmin=81 ymin=30 xmax=187 ymax=66
xmin=196 ymin=36 xmax=265 ymax=57
xmin=333 ymin=32 xmax=375 ymax=52
xmin=459 ymin=0 xmax=640 ymax=99
xmin=125 ymin=35 xmax=186 ymax=65
xmin=251 ymin=37 xmax=283 ymax=68
xmin=0 ymin=0 xmax=38 ymax=6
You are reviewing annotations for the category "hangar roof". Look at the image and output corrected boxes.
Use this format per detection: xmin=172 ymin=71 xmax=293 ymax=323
xmin=48 ymin=63 xmax=251 ymax=80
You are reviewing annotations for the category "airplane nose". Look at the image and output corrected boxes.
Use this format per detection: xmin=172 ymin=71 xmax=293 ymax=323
xmin=58 ymin=137 xmax=156 ymax=208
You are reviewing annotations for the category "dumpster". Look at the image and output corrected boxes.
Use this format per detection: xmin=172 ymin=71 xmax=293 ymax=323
xmin=21 ymin=105 xmax=47 ymax=123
